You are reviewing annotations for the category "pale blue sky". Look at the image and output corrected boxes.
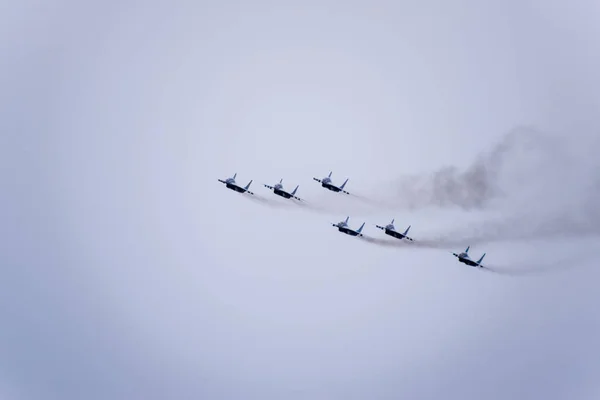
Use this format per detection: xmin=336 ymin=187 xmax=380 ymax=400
xmin=1 ymin=1 xmax=599 ymax=399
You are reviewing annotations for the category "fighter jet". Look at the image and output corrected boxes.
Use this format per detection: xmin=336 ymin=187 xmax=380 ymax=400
xmin=332 ymin=216 xmax=365 ymax=237
xmin=217 ymin=173 xmax=254 ymax=195
xmin=313 ymin=171 xmax=349 ymax=194
xmin=375 ymin=219 xmax=414 ymax=241
xmin=452 ymin=246 xmax=487 ymax=268
xmin=263 ymin=179 xmax=303 ymax=201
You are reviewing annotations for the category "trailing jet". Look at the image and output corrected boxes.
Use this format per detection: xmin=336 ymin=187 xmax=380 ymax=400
xmin=217 ymin=173 xmax=254 ymax=195
xmin=452 ymin=246 xmax=487 ymax=268
xmin=375 ymin=219 xmax=414 ymax=241
xmin=332 ymin=216 xmax=365 ymax=237
xmin=313 ymin=171 xmax=349 ymax=194
xmin=263 ymin=179 xmax=303 ymax=201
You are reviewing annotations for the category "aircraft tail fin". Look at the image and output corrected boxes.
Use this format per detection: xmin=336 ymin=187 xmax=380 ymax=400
xmin=465 ymin=246 xmax=470 ymax=253
xmin=233 ymin=173 xmax=237 ymax=180
xmin=328 ymin=171 xmax=332 ymax=178
xmin=391 ymin=218 xmax=395 ymax=225
xmin=477 ymin=253 xmax=486 ymax=265
xmin=357 ymin=222 xmax=365 ymax=233
xmin=245 ymin=180 xmax=253 ymax=190
xmin=344 ymin=216 xmax=349 ymax=224
xmin=279 ymin=178 xmax=283 ymax=184
xmin=291 ymin=185 xmax=299 ymax=195
xmin=404 ymin=225 xmax=411 ymax=235
xmin=340 ymin=178 xmax=349 ymax=189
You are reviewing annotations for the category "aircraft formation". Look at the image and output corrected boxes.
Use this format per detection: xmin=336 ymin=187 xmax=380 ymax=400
xmin=218 ymin=171 xmax=489 ymax=270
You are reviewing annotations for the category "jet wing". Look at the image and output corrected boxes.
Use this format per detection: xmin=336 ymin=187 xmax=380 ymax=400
xmin=264 ymin=184 xmax=274 ymax=190
xmin=375 ymin=225 xmax=386 ymax=230
xmin=404 ymin=236 xmax=415 ymax=242
xmin=218 ymin=179 xmax=226 ymax=184
xmin=313 ymin=177 xmax=322 ymax=183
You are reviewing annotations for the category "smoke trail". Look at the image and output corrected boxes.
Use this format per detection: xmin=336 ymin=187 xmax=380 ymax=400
xmin=248 ymin=194 xmax=347 ymax=215
xmin=245 ymin=128 xmax=600 ymax=246
xmin=291 ymin=198 xmax=336 ymax=214
xmin=291 ymin=191 xmax=385 ymax=216
xmin=348 ymin=193 xmax=400 ymax=212
xmin=368 ymin=127 xmax=600 ymax=242
xmin=359 ymin=236 xmax=410 ymax=248
xmin=360 ymin=236 xmax=597 ymax=277
xmin=372 ymin=127 xmax=564 ymax=210
xmin=359 ymin=235 xmax=461 ymax=249
xmin=483 ymin=250 xmax=596 ymax=276
xmin=245 ymin=194 xmax=295 ymax=209
xmin=483 ymin=265 xmax=560 ymax=277
xmin=423 ymin=205 xmax=600 ymax=248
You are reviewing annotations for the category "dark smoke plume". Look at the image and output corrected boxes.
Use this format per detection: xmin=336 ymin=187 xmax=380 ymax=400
xmin=389 ymin=127 xmax=566 ymax=210
xmin=245 ymin=127 xmax=600 ymax=246
xmin=376 ymin=127 xmax=600 ymax=242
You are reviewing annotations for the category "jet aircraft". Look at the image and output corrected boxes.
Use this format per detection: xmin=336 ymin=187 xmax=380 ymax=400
xmin=452 ymin=246 xmax=487 ymax=268
xmin=313 ymin=171 xmax=349 ymax=194
xmin=263 ymin=179 xmax=303 ymax=201
xmin=375 ymin=219 xmax=414 ymax=241
xmin=332 ymin=216 xmax=365 ymax=237
xmin=217 ymin=173 xmax=254 ymax=195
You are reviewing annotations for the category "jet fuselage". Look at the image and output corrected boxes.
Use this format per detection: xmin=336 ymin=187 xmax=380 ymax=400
xmin=226 ymin=183 xmax=246 ymax=193
xmin=273 ymin=188 xmax=292 ymax=198
xmin=457 ymin=257 xmax=479 ymax=267
xmin=338 ymin=226 xmax=361 ymax=236
xmin=384 ymin=229 xmax=406 ymax=239
xmin=322 ymin=182 xmax=342 ymax=192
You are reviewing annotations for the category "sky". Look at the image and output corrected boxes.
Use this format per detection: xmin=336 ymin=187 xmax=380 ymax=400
xmin=1 ymin=1 xmax=599 ymax=399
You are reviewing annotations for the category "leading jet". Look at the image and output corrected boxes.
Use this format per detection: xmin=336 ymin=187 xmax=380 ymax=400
xmin=452 ymin=246 xmax=487 ymax=268
xmin=263 ymin=179 xmax=303 ymax=201
xmin=217 ymin=173 xmax=254 ymax=195
xmin=375 ymin=219 xmax=414 ymax=241
xmin=313 ymin=171 xmax=350 ymax=194
xmin=332 ymin=216 xmax=365 ymax=237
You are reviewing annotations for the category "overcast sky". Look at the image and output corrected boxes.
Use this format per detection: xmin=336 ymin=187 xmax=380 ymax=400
xmin=1 ymin=1 xmax=600 ymax=399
